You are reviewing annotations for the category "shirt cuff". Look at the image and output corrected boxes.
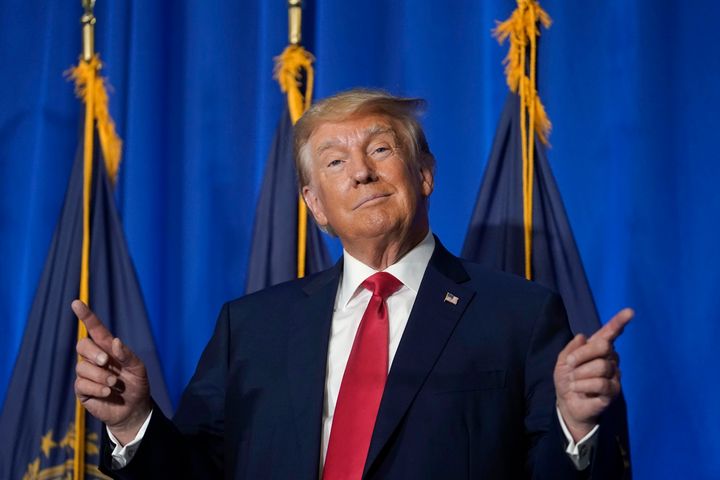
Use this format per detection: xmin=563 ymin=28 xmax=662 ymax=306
xmin=556 ymin=406 xmax=599 ymax=471
xmin=106 ymin=410 xmax=153 ymax=469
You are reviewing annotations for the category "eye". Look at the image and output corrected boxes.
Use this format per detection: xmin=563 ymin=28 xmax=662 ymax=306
xmin=369 ymin=145 xmax=393 ymax=159
xmin=327 ymin=159 xmax=343 ymax=168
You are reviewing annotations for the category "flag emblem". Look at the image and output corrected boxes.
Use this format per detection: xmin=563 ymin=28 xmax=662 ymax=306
xmin=444 ymin=293 xmax=459 ymax=305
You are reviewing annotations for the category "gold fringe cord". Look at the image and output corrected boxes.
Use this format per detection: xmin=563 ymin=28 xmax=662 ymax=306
xmin=493 ymin=0 xmax=552 ymax=145
xmin=493 ymin=0 xmax=551 ymax=280
xmin=274 ymin=45 xmax=315 ymax=125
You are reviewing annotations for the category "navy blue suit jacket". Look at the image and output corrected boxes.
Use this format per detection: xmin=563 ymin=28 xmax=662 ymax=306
xmin=101 ymin=239 xmax=628 ymax=479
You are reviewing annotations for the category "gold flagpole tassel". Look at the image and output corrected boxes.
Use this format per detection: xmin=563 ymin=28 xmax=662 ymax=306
xmin=273 ymin=0 xmax=315 ymax=279
xmin=493 ymin=0 xmax=551 ymax=280
xmin=273 ymin=45 xmax=315 ymax=126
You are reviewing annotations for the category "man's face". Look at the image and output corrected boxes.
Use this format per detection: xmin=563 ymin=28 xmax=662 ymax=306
xmin=302 ymin=114 xmax=434 ymax=245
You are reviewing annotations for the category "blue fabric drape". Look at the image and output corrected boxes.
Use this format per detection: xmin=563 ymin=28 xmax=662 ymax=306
xmin=1 ymin=1 xmax=718 ymax=478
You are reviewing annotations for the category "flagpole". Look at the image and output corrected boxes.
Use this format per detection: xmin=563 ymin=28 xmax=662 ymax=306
xmin=74 ymin=2 xmax=96 ymax=478
xmin=288 ymin=0 xmax=308 ymax=279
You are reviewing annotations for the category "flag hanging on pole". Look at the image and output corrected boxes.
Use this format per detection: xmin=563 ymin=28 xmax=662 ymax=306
xmin=245 ymin=107 xmax=332 ymax=293
xmin=462 ymin=0 xmax=599 ymax=335
xmin=246 ymin=2 xmax=331 ymax=294
xmin=462 ymin=2 xmax=631 ymax=477
xmin=0 ymin=6 xmax=171 ymax=479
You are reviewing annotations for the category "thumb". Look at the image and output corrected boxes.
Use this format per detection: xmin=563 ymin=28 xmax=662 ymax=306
xmin=558 ymin=334 xmax=586 ymax=366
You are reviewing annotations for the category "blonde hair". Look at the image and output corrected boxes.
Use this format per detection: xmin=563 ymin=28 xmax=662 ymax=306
xmin=294 ymin=89 xmax=435 ymax=188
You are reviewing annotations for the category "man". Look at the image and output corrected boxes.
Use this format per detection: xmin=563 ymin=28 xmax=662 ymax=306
xmin=74 ymin=89 xmax=632 ymax=479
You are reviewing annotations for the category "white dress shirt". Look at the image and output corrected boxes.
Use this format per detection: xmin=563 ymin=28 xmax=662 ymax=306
xmin=321 ymin=231 xmax=437 ymax=465
xmin=110 ymin=230 xmax=597 ymax=470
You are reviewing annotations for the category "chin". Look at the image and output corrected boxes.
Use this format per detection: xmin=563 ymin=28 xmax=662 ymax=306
xmin=353 ymin=213 xmax=405 ymax=239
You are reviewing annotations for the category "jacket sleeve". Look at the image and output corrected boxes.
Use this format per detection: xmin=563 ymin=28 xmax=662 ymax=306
xmin=99 ymin=303 xmax=232 ymax=479
xmin=525 ymin=293 xmax=630 ymax=480
xmin=524 ymin=293 xmax=589 ymax=480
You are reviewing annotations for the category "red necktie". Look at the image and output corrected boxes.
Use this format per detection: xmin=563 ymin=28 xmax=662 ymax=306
xmin=323 ymin=272 xmax=403 ymax=480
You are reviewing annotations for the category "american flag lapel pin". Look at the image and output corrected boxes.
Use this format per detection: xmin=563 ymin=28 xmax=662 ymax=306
xmin=444 ymin=292 xmax=459 ymax=305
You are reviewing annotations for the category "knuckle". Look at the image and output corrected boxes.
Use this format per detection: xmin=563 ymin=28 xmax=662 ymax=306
xmin=570 ymin=350 xmax=585 ymax=365
xmin=75 ymin=378 xmax=87 ymax=394
xmin=77 ymin=362 xmax=90 ymax=379
xmin=78 ymin=338 xmax=99 ymax=358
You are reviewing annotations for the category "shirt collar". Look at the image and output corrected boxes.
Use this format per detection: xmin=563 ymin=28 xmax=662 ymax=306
xmin=337 ymin=231 xmax=435 ymax=309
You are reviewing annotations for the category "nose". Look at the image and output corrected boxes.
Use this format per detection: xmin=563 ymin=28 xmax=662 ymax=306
xmin=349 ymin=151 xmax=377 ymax=184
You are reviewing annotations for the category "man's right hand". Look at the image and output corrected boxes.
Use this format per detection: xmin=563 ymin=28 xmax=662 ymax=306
xmin=73 ymin=300 xmax=152 ymax=446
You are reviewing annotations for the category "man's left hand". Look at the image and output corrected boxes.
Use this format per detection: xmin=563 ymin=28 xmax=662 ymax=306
xmin=554 ymin=308 xmax=633 ymax=441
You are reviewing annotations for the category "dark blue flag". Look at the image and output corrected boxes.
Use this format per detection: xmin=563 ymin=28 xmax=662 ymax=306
xmin=463 ymin=93 xmax=600 ymax=336
xmin=463 ymin=93 xmax=631 ymax=477
xmin=246 ymin=108 xmax=332 ymax=293
xmin=0 ymin=114 xmax=172 ymax=479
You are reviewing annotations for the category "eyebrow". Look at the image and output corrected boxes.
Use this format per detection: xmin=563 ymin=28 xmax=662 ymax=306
xmin=315 ymin=125 xmax=396 ymax=155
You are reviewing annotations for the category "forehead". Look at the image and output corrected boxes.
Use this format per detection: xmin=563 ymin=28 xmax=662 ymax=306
xmin=309 ymin=114 xmax=396 ymax=153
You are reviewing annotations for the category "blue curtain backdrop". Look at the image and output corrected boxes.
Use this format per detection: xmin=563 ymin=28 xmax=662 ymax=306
xmin=1 ymin=1 xmax=718 ymax=479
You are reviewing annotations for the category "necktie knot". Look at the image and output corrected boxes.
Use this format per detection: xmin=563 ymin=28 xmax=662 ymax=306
xmin=362 ymin=272 xmax=403 ymax=300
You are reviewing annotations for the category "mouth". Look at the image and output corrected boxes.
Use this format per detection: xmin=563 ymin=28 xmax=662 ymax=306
xmin=353 ymin=192 xmax=391 ymax=210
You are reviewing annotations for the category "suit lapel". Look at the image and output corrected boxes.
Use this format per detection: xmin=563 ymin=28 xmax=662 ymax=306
xmin=364 ymin=240 xmax=476 ymax=476
xmin=286 ymin=262 xmax=341 ymax=480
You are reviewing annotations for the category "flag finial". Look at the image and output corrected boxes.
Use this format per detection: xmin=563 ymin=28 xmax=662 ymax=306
xmin=81 ymin=0 xmax=96 ymax=62
xmin=288 ymin=0 xmax=302 ymax=46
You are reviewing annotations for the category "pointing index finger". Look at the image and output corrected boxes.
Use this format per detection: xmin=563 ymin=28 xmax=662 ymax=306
xmin=591 ymin=308 xmax=634 ymax=343
xmin=71 ymin=300 xmax=113 ymax=351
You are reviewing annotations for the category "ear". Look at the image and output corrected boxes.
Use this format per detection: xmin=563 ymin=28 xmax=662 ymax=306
xmin=419 ymin=166 xmax=434 ymax=198
xmin=302 ymin=185 xmax=329 ymax=227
